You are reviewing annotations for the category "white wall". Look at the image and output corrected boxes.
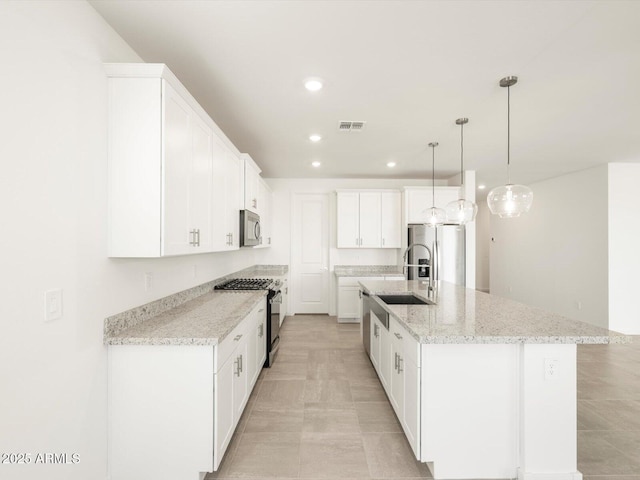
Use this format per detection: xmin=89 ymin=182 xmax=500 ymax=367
xmin=475 ymin=202 xmax=491 ymax=292
xmin=490 ymin=165 xmax=609 ymax=329
xmin=0 ymin=3 xmax=258 ymax=479
xmin=608 ymin=163 xmax=640 ymax=334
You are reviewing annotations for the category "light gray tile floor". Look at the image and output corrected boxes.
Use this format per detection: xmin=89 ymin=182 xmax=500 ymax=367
xmin=207 ymin=316 xmax=640 ymax=480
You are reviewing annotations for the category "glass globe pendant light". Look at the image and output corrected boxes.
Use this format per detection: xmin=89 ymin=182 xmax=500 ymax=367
xmin=422 ymin=142 xmax=446 ymax=227
xmin=487 ymin=76 xmax=533 ymax=218
xmin=445 ymin=118 xmax=478 ymax=224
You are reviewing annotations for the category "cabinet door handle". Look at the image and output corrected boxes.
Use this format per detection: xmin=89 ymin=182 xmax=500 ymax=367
xmin=394 ymin=352 xmax=398 ymax=371
xmin=234 ymin=357 xmax=240 ymax=377
xmin=230 ymin=233 xmax=233 ymax=245
xmin=398 ymin=356 xmax=403 ymax=373
xmin=239 ymin=354 xmax=243 ymax=373
xmin=196 ymin=229 xmax=201 ymax=247
xmin=382 ymin=238 xmax=385 ymax=246
xmin=394 ymin=332 xmax=403 ymax=340
xmin=259 ymin=324 xmax=263 ymax=337
xmin=285 ymin=287 xmax=288 ymax=294
xmin=189 ymin=229 xmax=196 ymax=246
xmin=234 ymin=334 xmax=243 ymax=341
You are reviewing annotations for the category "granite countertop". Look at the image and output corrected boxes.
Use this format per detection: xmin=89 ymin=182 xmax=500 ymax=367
xmin=360 ymin=279 xmax=628 ymax=345
xmin=334 ymin=265 xmax=404 ymax=278
xmin=236 ymin=264 xmax=288 ymax=278
xmin=105 ymin=290 xmax=267 ymax=346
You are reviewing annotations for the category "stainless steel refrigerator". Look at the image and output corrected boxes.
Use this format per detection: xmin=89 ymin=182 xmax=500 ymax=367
xmin=407 ymin=224 xmax=465 ymax=286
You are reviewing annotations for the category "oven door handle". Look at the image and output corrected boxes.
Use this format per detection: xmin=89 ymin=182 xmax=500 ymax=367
xmin=270 ymin=292 xmax=282 ymax=305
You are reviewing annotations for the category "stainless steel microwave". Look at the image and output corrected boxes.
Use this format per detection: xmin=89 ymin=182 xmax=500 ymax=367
xmin=240 ymin=210 xmax=261 ymax=247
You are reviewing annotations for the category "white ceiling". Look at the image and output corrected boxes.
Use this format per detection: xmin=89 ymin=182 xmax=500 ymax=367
xmin=90 ymin=0 xmax=640 ymax=191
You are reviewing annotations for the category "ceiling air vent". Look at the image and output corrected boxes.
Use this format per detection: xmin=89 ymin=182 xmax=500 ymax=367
xmin=338 ymin=121 xmax=367 ymax=132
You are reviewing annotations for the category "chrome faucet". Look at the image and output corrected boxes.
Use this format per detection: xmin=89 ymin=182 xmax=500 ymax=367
xmin=402 ymin=243 xmax=435 ymax=298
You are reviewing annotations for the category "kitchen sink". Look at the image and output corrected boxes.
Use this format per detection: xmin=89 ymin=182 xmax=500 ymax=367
xmin=377 ymin=294 xmax=434 ymax=305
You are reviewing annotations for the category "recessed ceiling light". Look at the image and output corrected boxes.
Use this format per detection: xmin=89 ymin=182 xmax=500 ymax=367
xmin=311 ymin=161 xmax=321 ymax=168
xmin=304 ymin=78 xmax=323 ymax=92
xmin=387 ymin=162 xmax=396 ymax=168
xmin=478 ymin=184 xmax=486 ymax=190
xmin=309 ymin=134 xmax=322 ymax=142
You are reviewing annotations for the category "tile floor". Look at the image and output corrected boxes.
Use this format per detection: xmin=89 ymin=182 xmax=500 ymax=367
xmin=207 ymin=315 xmax=640 ymax=480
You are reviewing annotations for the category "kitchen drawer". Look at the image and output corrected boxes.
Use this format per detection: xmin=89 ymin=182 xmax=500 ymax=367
xmin=390 ymin=317 xmax=420 ymax=366
xmin=214 ymin=299 xmax=264 ymax=373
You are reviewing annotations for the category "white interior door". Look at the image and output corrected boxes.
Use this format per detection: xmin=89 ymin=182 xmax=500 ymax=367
xmin=291 ymin=193 xmax=329 ymax=314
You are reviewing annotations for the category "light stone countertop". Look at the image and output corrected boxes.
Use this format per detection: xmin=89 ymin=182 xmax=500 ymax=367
xmin=105 ymin=290 xmax=267 ymax=346
xmin=334 ymin=265 xmax=404 ymax=278
xmin=360 ymin=279 xmax=628 ymax=345
xmin=236 ymin=264 xmax=289 ymax=279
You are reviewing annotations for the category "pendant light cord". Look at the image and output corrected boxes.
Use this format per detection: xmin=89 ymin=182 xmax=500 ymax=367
xmin=507 ymin=85 xmax=511 ymax=185
xmin=431 ymin=145 xmax=435 ymax=207
xmin=460 ymin=123 xmax=465 ymax=186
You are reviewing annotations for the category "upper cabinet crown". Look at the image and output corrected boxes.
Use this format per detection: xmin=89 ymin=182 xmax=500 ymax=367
xmin=106 ymin=64 xmax=243 ymax=257
xmin=336 ymin=190 xmax=401 ymax=249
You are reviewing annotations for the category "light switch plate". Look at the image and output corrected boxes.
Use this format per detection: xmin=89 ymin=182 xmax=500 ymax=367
xmin=44 ymin=289 xmax=63 ymax=322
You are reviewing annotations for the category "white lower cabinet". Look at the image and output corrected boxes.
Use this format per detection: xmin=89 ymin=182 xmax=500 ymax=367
xmin=370 ymin=314 xmax=381 ymax=371
xmin=369 ymin=314 xmax=421 ymax=460
xmin=337 ymin=276 xmax=402 ymax=322
xmin=108 ymin=297 xmax=267 ymax=480
xmin=213 ymin=298 xmax=266 ymax=470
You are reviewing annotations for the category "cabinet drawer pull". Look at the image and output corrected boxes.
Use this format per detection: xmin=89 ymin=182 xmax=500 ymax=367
xmin=259 ymin=324 xmax=264 ymax=337
xmin=234 ymin=357 xmax=240 ymax=377
xmin=394 ymin=352 xmax=399 ymax=371
xmin=239 ymin=354 xmax=243 ymax=373
xmin=234 ymin=334 xmax=243 ymax=341
xmin=394 ymin=332 xmax=403 ymax=340
xmin=398 ymin=356 xmax=404 ymax=373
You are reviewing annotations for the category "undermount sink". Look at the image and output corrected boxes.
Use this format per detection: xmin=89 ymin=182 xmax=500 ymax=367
xmin=377 ymin=294 xmax=434 ymax=306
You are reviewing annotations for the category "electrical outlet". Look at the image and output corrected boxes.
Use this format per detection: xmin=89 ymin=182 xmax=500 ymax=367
xmin=544 ymin=358 xmax=559 ymax=380
xmin=44 ymin=289 xmax=63 ymax=322
xmin=144 ymin=273 xmax=153 ymax=292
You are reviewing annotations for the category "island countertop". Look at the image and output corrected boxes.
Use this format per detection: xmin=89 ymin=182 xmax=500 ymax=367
xmin=360 ymin=279 xmax=628 ymax=345
xmin=105 ymin=290 xmax=267 ymax=346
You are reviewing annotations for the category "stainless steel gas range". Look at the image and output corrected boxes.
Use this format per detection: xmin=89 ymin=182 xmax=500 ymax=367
xmin=214 ymin=278 xmax=282 ymax=367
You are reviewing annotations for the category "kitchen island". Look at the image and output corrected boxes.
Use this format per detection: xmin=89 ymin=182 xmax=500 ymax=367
xmin=359 ymin=279 xmax=627 ymax=480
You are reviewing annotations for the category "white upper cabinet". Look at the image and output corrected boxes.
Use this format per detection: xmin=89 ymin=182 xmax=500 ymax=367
xmin=336 ymin=190 xmax=401 ymax=249
xmin=106 ymin=63 xmax=241 ymax=257
xmin=212 ymin=137 xmax=242 ymax=251
xmin=405 ymin=187 xmax=460 ymax=224
xmin=242 ymin=154 xmax=262 ymax=215
xmin=359 ymin=192 xmax=382 ymax=248
xmin=255 ymin=177 xmax=272 ymax=248
xmin=336 ymin=192 xmax=360 ymax=248
xmin=380 ymin=191 xmax=402 ymax=248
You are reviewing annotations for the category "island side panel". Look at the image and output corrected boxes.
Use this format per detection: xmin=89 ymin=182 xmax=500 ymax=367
xmin=108 ymin=345 xmax=214 ymax=480
xmin=421 ymin=343 xmax=519 ymax=479
xmin=518 ymin=343 xmax=581 ymax=480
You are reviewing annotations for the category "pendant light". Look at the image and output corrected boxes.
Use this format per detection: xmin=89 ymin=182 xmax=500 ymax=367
xmin=422 ymin=142 xmax=446 ymax=227
xmin=487 ymin=76 xmax=533 ymax=218
xmin=445 ymin=118 xmax=478 ymax=224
